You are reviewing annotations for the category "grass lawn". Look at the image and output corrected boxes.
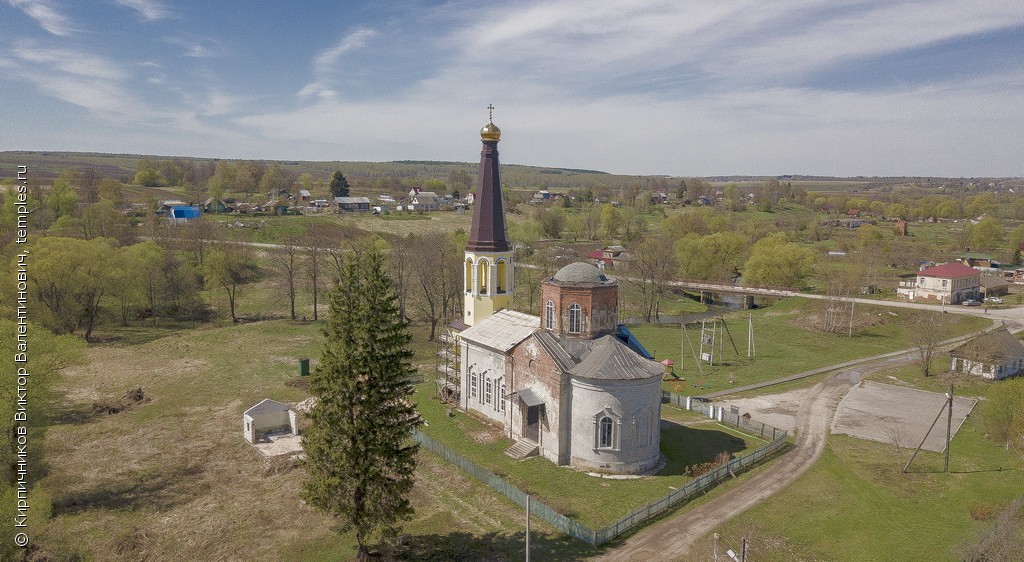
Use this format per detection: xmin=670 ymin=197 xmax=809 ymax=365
xmin=413 ymin=382 xmax=766 ymax=529
xmin=706 ymin=426 xmax=1024 ymax=561
xmin=703 ymin=340 xmax=1024 ymax=561
xmin=629 ymin=297 xmax=990 ymax=395
xmin=36 ymin=320 xmax=594 ymax=560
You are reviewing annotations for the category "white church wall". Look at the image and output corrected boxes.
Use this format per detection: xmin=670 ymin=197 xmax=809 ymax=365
xmin=462 ymin=340 xmax=508 ymax=425
xmin=569 ymin=376 xmax=662 ymax=474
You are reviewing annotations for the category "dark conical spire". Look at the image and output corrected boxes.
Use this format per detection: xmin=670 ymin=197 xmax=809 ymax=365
xmin=467 ymin=109 xmax=509 ymax=253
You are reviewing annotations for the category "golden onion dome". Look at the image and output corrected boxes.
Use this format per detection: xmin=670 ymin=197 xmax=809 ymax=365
xmin=480 ymin=119 xmax=501 ymax=142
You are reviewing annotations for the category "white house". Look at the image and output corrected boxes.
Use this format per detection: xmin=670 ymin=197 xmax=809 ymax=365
xmin=896 ymin=262 xmax=981 ymax=304
xmin=950 ymin=329 xmax=1024 ymax=380
xmin=411 ymin=191 xmax=441 ymax=211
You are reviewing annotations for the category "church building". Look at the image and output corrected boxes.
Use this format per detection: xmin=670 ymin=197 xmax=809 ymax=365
xmin=453 ymin=111 xmax=664 ymax=475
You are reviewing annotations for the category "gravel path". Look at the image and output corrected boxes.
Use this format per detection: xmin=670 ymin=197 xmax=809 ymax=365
xmin=592 ymin=353 xmax=916 ymax=561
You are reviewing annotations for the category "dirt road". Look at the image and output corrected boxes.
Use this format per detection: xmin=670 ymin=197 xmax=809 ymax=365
xmin=593 ymin=354 xmax=914 ymax=561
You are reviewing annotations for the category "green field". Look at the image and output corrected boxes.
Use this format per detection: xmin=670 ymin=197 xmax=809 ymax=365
xmin=707 ymin=429 xmax=1024 ymax=561
xmin=629 ymin=298 xmax=990 ymax=395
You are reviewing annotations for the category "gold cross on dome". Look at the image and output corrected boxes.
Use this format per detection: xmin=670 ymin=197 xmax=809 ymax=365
xmin=487 ymin=104 xmax=495 ymax=121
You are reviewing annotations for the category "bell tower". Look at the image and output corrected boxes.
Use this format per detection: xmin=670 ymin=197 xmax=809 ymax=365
xmin=463 ymin=105 xmax=513 ymax=326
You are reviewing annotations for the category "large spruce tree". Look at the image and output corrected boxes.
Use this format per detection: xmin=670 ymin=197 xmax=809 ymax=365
xmin=302 ymin=249 xmax=421 ymax=558
xmin=329 ymin=171 xmax=350 ymax=198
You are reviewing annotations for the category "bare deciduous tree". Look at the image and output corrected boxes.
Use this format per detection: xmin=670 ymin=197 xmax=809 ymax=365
xmin=627 ymin=233 xmax=677 ymax=323
xmin=910 ymin=315 xmax=954 ymax=377
xmin=279 ymin=235 xmax=300 ymax=320
xmin=410 ymin=232 xmax=461 ymax=340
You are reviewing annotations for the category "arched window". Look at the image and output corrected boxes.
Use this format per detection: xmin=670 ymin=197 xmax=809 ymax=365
xmin=478 ymin=259 xmax=489 ymax=294
xmin=496 ymin=260 xmax=507 ymax=293
xmin=599 ymin=416 xmax=614 ymax=448
xmin=568 ymin=303 xmax=582 ymax=334
xmin=545 ymin=300 xmax=555 ymax=329
xmin=465 ymin=258 xmax=473 ymax=293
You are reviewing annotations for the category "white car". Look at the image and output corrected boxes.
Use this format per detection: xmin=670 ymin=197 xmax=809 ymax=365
xmin=986 ymin=297 xmax=1003 ymax=304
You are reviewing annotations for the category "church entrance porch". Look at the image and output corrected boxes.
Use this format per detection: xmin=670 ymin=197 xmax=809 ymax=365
xmin=525 ymin=405 xmax=540 ymax=442
xmin=515 ymin=388 xmax=545 ymax=444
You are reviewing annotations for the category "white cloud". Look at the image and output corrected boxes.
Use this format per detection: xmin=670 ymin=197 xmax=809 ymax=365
xmin=112 ymin=0 xmax=172 ymax=21
xmin=11 ymin=43 xmax=125 ymax=80
xmin=180 ymin=88 xmax=248 ymax=116
xmin=297 ymin=82 xmax=338 ymax=99
xmin=162 ymin=36 xmax=219 ymax=58
xmin=7 ymin=1 xmax=1024 ymax=175
xmin=6 ymin=0 xmax=75 ymax=36
xmin=313 ymin=27 xmax=377 ymax=75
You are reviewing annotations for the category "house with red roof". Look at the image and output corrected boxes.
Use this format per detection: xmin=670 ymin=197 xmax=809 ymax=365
xmin=896 ymin=262 xmax=981 ymax=304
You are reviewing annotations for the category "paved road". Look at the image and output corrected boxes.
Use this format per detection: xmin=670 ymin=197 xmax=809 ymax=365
xmin=593 ymin=352 xmax=918 ymax=561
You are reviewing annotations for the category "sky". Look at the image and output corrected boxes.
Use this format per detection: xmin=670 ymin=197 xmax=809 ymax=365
xmin=1 ymin=1 xmax=1023 ymax=177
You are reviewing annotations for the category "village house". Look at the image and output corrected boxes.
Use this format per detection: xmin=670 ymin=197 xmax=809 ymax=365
xmin=950 ymin=329 xmax=1024 ymax=380
xmin=980 ymin=275 xmax=1010 ymax=299
xmin=896 ymin=262 xmax=981 ymax=304
xmin=450 ymin=114 xmax=663 ymax=475
xmin=410 ymin=191 xmax=441 ymax=211
xmin=167 ymin=205 xmax=201 ymax=223
xmin=202 ymin=198 xmax=232 ymax=214
xmin=333 ymin=196 xmax=371 ymax=212
xmin=958 ymin=252 xmax=999 ymax=271
xmin=298 ymin=189 xmax=311 ymax=202
xmin=586 ymin=245 xmax=632 ymax=270
xmin=159 ymin=199 xmax=188 ymax=214
xmin=261 ymin=198 xmax=291 ymax=215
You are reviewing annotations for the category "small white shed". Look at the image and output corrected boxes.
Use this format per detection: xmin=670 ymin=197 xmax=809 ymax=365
xmin=243 ymin=399 xmax=299 ymax=443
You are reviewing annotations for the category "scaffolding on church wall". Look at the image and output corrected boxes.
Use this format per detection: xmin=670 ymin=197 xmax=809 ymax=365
xmin=435 ymin=328 xmax=461 ymax=404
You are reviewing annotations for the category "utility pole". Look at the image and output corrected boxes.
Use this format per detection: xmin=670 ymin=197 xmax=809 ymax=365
xmin=747 ymin=314 xmax=755 ymax=358
xmin=848 ymin=297 xmax=855 ymax=337
xmin=741 ymin=537 xmax=748 ymax=562
xmin=903 ymin=399 xmax=949 ymax=473
xmin=713 ymin=532 xmax=719 ymax=562
xmin=945 ymin=383 xmax=954 ymax=473
xmin=525 ymin=495 xmax=531 ymax=562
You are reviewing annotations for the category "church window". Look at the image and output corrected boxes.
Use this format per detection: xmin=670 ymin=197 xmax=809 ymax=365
xmin=470 ymin=371 xmax=478 ymax=399
xmin=465 ymin=258 xmax=473 ymax=293
xmin=496 ymin=260 xmax=507 ymax=293
xmin=485 ymin=377 xmax=493 ymax=406
xmin=500 ymin=381 xmax=506 ymax=412
xmin=598 ymin=416 xmax=614 ymax=448
xmin=568 ymin=303 xmax=582 ymax=334
xmin=478 ymin=259 xmax=490 ymax=294
xmin=545 ymin=300 xmax=555 ymax=329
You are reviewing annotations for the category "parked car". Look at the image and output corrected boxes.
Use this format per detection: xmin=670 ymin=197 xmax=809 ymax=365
xmin=961 ymin=299 xmax=981 ymax=306
xmin=986 ymin=297 xmax=1003 ymax=304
